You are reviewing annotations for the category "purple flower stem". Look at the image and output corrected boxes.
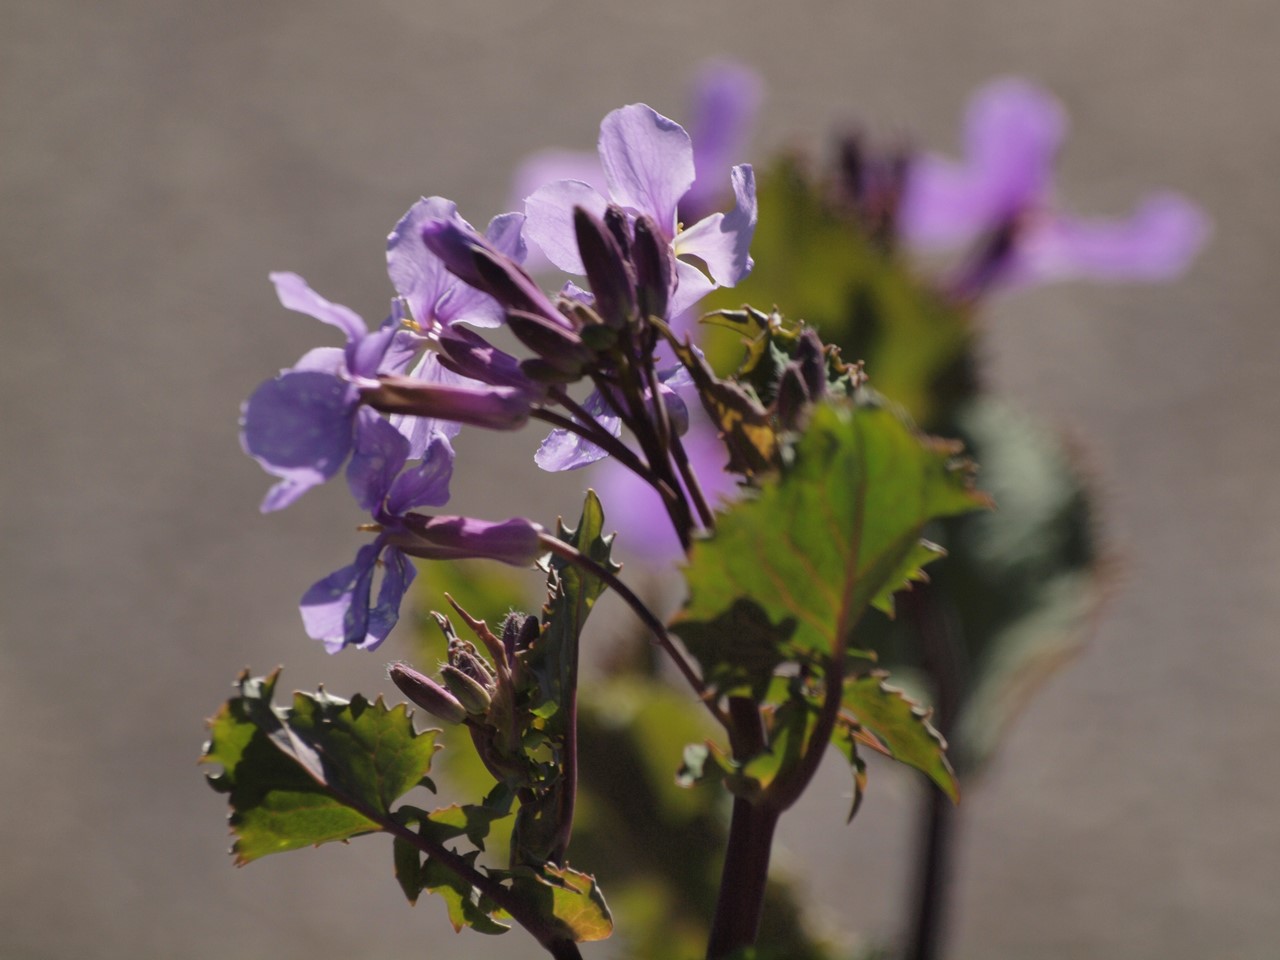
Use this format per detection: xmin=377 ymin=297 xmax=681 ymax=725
xmin=536 ymin=532 xmax=727 ymax=728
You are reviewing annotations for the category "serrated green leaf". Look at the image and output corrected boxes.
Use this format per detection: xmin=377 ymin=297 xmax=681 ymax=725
xmin=842 ymin=673 xmax=957 ymax=802
xmin=675 ymin=401 xmax=989 ymax=675
xmin=508 ymin=865 xmax=613 ymax=942
xmin=201 ymin=670 xmax=439 ymax=864
xmin=419 ymin=851 xmax=512 ymax=934
xmin=509 ymin=490 xmax=619 ymax=866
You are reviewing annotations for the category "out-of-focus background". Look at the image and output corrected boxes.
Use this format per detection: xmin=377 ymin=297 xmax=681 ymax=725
xmin=3 ymin=1 xmax=1276 ymax=958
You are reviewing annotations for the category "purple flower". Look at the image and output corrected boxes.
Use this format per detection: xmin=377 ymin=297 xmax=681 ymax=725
xmin=299 ymin=414 xmax=455 ymax=653
xmin=512 ymin=60 xmax=762 ymax=247
xmin=899 ymin=78 xmax=1209 ymax=293
xmin=524 ymin=103 xmax=757 ymax=319
xmin=387 ymin=197 xmax=527 ymax=333
xmin=240 ymin=273 xmax=397 ymax=512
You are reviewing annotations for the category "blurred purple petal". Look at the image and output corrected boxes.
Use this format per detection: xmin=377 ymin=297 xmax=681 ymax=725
xmin=1014 ymin=193 xmax=1211 ymax=284
xmin=599 ymin=104 xmax=695 ymax=237
xmin=513 ymin=149 xmax=609 ymax=210
xmin=270 ymin=271 xmax=367 ymax=343
xmin=901 ymin=78 xmax=1066 ymax=248
xmin=524 ymin=179 xmax=609 ymax=274
xmin=684 ymin=60 xmax=763 ymax=222
xmin=675 ymin=164 xmax=757 ymax=287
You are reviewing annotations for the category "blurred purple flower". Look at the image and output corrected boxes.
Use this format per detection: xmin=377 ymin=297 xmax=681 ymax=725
xmin=524 ymin=103 xmax=757 ymax=319
xmin=899 ymin=78 xmax=1209 ymax=294
xmin=590 ymin=408 xmax=738 ymax=560
xmin=300 ymin=415 xmax=454 ymax=653
xmin=240 ymin=272 xmax=397 ymax=512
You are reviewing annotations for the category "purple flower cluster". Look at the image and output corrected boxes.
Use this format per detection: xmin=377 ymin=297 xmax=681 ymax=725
xmin=241 ymin=100 xmax=759 ymax=652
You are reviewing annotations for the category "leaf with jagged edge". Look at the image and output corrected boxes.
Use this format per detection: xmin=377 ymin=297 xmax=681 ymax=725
xmin=841 ymin=672 xmax=957 ymax=802
xmin=511 ymin=490 xmax=619 ymax=865
xmin=392 ymin=837 xmax=511 ymax=934
xmin=502 ymin=864 xmax=613 ymax=943
xmin=201 ymin=669 xmax=439 ymax=865
xmin=674 ymin=400 xmax=990 ymax=678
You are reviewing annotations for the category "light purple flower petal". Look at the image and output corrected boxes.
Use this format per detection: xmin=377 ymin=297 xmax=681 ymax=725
xmin=363 ymin=547 xmax=416 ymax=651
xmin=513 ymin=149 xmax=609 ymax=212
xmin=241 ymin=370 xmax=360 ymax=513
xmin=388 ymin=198 xmax=514 ymax=331
xmin=599 ymin=104 xmax=695 ymax=237
xmin=535 ymin=389 xmax=622 ymax=472
xmin=300 ymin=541 xmax=380 ymax=654
xmin=674 ymin=164 xmax=757 ymax=287
xmin=345 ymin=411 xmax=410 ymax=513
xmin=1012 ymin=193 xmax=1210 ymax=284
xmin=270 ymin=271 xmax=367 ymax=343
xmin=684 ymin=60 xmax=763 ymax=221
xmin=387 ymin=197 xmax=462 ymax=329
xmin=386 ymin=433 xmax=454 ymax=515
xmin=485 ymin=211 xmax=529 ymax=261
xmin=524 ymin=179 xmax=610 ymax=274
xmin=344 ymin=322 xmax=397 ymax=382
xmin=292 ymin=346 xmax=346 ymax=374
xmin=668 ymin=258 xmax=717 ymax=320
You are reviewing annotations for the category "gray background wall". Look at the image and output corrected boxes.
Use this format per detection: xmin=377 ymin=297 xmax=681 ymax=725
xmin=3 ymin=1 xmax=1277 ymax=958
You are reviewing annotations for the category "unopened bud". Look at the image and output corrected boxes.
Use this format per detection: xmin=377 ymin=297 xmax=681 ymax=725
xmin=440 ymin=664 xmax=493 ymax=716
xmin=388 ymin=663 xmax=467 ymax=724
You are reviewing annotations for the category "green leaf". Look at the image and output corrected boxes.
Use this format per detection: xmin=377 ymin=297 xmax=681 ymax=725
xmin=394 ymin=843 xmax=512 ymax=934
xmin=675 ymin=400 xmax=990 ymax=675
xmin=670 ymin=598 xmax=794 ymax=699
xmin=510 ymin=490 xmax=620 ymax=866
xmin=507 ymin=864 xmax=614 ymax=942
xmin=857 ymin=397 xmax=1106 ymax=775
xmin=841 ymin=673 xmax=957 ymax=802
xmin=201 ymin=669 xmax=440 ymax=864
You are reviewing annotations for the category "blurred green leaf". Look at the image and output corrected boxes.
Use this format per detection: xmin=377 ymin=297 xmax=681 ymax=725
xmin=702 ymin=159 xmax=972 ymax=426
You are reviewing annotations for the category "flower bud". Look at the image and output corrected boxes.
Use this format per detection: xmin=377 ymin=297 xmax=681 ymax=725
xmin=440 ymin=664 xmax=493 ymax=716
xmin=364 ymin=376 xmax=532 ymax=430
xmin=388 ymin=663 xmax=467 ymax=724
